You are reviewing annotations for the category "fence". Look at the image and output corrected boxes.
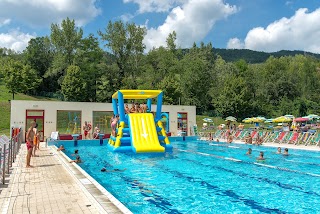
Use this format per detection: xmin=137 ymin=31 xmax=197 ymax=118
xmin=0 ymin=130 xmax=23 ymax=185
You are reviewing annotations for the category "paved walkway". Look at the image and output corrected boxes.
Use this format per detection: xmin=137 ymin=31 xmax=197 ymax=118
xmin=0 ymin=143 xmax=117 ymax=214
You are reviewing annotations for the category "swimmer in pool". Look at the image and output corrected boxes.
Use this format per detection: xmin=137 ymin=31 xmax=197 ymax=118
xmin=101 ymin=167 xmax=126 ymax=172
xmin=283 ymin=148 xmax=289 ymax=156
xmin=246 ymin=148 xmax=252 ymax=155
xmin=276 ymin=147 xmax=281 ymax=154
xmin=257 ymin=151 xmax=265 ymax=161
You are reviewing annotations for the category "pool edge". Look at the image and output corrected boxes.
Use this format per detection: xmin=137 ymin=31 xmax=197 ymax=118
xmin=52 ymin=146 xmax=133 ymax=214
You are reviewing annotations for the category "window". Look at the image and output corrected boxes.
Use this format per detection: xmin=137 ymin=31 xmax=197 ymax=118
xmin=178 ymin=112 xmax=188 ymax=135
xmin=92 ymin=111 xmax=114 ymax=134
xmin=57 ymin=111 xmax=81 ymax=134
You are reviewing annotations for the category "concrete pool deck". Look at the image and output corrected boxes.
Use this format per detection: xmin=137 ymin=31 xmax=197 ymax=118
xmin=0 ymin=142 xmax=130 ymax=214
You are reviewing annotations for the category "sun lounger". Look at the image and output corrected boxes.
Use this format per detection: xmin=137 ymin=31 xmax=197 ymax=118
xmin=274 ymin=132 xmax=287 ymax=143
xmin=295 ymin=132 xmax=311 ymax=145
xmin=287 ymin=132 xmax=299 ymax=144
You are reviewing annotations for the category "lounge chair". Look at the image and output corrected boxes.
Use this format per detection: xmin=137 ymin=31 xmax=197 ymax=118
xmin=287 ymin=132 xmax=300 ymax=144
xmin=274 ymin=132 xmax=287 ymax=143
xmin=295 ymin=132 xmax=311 ymax=145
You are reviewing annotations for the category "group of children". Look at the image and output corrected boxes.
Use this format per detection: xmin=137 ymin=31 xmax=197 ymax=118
xmin=125 ymin=102 xmax=148 ymax=114
xmin=246 ymin=147 xmax=289 ymax=161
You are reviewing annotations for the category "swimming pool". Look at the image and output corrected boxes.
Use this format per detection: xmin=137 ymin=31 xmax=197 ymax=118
xmin=62 ymin=140 xmax=320 ymax=213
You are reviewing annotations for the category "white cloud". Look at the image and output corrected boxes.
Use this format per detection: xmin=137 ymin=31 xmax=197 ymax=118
xmin=0 ymin=18 xmax=11 ymax=27
xmin=120 ymin=13 xmax=135 ymax=22
xmin=0 ymin=0 xmax=101 ymax=27
xmin=227 ymin=8 xmax=320 ymax=53
xmin=143 ymin=0 xmax=237 ymax=50
xmin=123 ymin=0 xmax=187 ymax=13
xmin=227 ymin=38 xmax=244 ymax=49
xmin=0 ymin=30 xmax=35 ymax=52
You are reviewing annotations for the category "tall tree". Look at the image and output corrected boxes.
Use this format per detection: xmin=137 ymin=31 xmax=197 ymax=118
xmin=47 ymin=18 xmax=83 ymax=80
xmin=61 ymin=65 xmax=86 ymax=101
xmin=98 ymin=20 xmax=146 ymax=88
xmin=24 ymin=36 xmax=55 ymax=93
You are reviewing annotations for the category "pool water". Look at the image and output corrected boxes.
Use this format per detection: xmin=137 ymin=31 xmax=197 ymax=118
xmin=64 ymin=140 xmax=320 ymax=213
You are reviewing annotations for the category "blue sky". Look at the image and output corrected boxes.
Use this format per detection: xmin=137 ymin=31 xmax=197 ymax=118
xmin=0 ymin=0 xmax=319 ymax=53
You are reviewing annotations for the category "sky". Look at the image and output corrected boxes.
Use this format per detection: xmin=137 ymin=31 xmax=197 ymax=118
xmin=0 ymin=0 xmax=320 ymax=53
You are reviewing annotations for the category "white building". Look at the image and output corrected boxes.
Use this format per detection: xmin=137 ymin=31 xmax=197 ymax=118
xmin=10 ymin=100 xmax=196 ymax=141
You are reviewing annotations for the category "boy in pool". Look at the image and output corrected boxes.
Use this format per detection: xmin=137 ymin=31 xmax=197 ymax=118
xmin=283 ymin=148 xmax=289 ymax=156
xmin=257 ymin=151 xmax=265 ymax=160
xmin=276 ymin=147 xmax=281 ymax=154
xmin=101 ymin=167 xmax=126 ymax=172
xmin=57 ymin=145 xmax=65 ymax=151
xmin=70 ymin=156 xmax=81 ymax=163
xmin=246 ymin=148 xmax=252 ymax=155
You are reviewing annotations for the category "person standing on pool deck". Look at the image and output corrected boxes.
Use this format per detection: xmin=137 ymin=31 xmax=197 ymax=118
xmin=32 ymin=123 xmax=39 ymax=157
xmin=283 ymin=148 xmax=289 ymax=156
xmin=83 ymin=121 xmax=90 ymax=139
xmin=26 ymin=121 xmax=36 ymax=167
xmin=257 ymin=151 xmax=265 ymax=160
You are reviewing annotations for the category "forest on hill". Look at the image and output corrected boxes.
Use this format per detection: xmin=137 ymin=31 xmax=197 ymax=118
xmin=0 ymin=18 xmax=320 ymax=119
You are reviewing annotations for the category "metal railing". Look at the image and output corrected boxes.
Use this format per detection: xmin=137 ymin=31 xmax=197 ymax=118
xmin=0 ymin=131 xmax=23 ymax=185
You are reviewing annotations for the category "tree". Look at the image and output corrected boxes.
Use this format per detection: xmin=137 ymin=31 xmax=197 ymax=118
xmin=215 ymin=75 xmax=252 ymax=119
xmin=24 ymin=36 xmax=55 ymax=92
xmin=166 ymin=31 xmax=177 ymax=52
xmin=61 ymin=65 xmax=86 ymax=101
xmin=47 ymin=18 xmax=83 ymax=80
xmin=1 ymin=59 xmax=41 ymax=99
xmin=157 ymin=74 xmax=181 ymax=105
xmin=98 ymin=20 xmax=146 ymax=88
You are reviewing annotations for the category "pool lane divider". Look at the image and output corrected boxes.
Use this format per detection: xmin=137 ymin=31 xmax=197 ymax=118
xmin=125 ymin=153 xmax=288 ymax=214
xmin=178 ymin=155 xmax=320 ymax=198
xmin=87 ymin=152 xmax=184 ymax=214
xmin=193 ymin=142 xmax=320 ymax=168
xmin=178 ymin=149 xmax=320 ymax=178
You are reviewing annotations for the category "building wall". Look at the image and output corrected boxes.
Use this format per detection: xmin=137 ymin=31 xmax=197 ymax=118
xmin=11 ymin=100 xmax=196 ymax=140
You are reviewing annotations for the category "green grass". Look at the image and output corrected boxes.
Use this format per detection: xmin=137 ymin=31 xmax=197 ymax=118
xmin=0 ymin=81 xmax=57 ymax=136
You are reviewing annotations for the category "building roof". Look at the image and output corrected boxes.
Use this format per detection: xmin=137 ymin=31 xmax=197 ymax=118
xmin=112 ymin=90 xmax=162 ymax=99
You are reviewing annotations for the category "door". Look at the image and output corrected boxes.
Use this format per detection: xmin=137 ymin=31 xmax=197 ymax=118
xmin=26 ymin=110 xmax=45 ymax=141
xmin=177 ymin=112 xmax=188 ymax=136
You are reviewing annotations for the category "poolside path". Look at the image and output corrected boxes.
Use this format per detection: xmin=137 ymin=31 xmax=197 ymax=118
xmin=0 ymin=143 xmax=122 ymax=214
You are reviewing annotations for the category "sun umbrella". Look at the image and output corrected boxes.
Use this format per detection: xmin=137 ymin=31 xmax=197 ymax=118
xmin=203 ymin=118 xmax=213 ymax=123
xmin=225 ymin=116 xmax=237 ymax=122
xmin=242 ymin=118 xmax=253 ymax=123
xmin=284 ymin=115 xmax=295 ymax=119
xmin=251 ymin=117 xmax=266 ymax=123
xmin=306 ymin=114 xmax=320 ymax=120
xmin=272 ymin=116 xmax=292 ymax=123
xmin=294 ymin=117 xmax=310 ymax=122
xmin=264 ymin=119 xmax=274 ymax=123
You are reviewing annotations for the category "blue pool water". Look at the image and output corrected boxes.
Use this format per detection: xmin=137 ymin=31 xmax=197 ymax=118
xmin=62 ymin=140 xmax=320 ymax=213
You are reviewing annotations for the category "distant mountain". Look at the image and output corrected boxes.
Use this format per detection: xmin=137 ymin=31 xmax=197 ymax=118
xmin=213 ymin=48 xmax=320 ymax=63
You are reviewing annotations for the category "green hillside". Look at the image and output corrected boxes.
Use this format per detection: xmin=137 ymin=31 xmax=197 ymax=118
xmin=213 ymin=48 xmax=320 ymax=63
xmin=0 ymin=81 xmax=56 ymax=136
